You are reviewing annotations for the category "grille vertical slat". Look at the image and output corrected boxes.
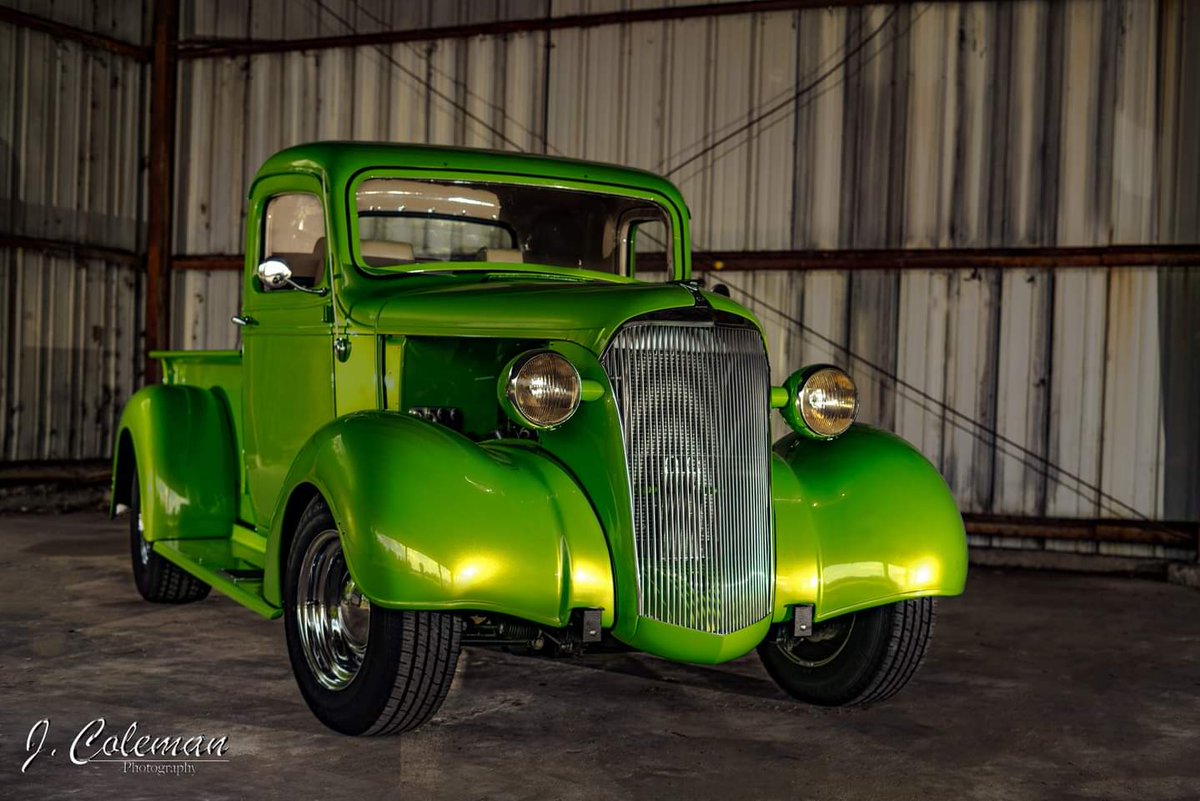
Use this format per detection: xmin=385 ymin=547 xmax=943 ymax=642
xmin=603 ymin=321 xmax=773 ymax=635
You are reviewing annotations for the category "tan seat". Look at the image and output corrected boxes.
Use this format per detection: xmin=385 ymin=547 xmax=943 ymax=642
xmin=361 ymin=240 xmax=415 ymax=266
xmin=476 ymin=248 xmax=524 ymax=264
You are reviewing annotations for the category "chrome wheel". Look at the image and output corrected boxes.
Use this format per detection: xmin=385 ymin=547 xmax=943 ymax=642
xmin=776 ymin=614 xmax=856 ymax=669
xmin=295 ymin=529 xmax=371 ymax=691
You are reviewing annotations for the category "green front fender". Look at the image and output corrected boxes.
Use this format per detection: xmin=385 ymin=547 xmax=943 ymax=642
xmin=772 ymin=425 xmax=968 ymax=623
xmin=264 ymin=412 xmax=615 ymax=629
xmin=110 ymin=385 xmax=238 ymax=541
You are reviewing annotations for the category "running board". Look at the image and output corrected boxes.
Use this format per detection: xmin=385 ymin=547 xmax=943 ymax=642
xmin=154 ymin=539 xmax=282 ymax=620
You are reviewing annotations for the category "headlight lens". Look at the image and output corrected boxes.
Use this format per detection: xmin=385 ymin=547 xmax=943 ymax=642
xmin=798 ymin=367 xmax=858 ymax=436
xmin=504 ymin=351 xmax=581 ymax=429
xmin=781 ymin=366 xmax=858 ymax=438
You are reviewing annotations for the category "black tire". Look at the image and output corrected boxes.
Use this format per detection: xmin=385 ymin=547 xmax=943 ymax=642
xmin=758 ymin=598 xmax=936 ymax=707
xmin=128 ymin=466 xmax=211 ymax=603
xmin=283 ymin=496 xmax=463 ymax=736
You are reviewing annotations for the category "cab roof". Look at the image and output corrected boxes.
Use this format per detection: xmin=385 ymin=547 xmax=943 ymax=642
xmin=254 ymin=141 xmax=689 ymax=213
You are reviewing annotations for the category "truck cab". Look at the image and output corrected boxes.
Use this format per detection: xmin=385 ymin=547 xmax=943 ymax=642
xmin=112 ymin=143 xmax=967 ymax=736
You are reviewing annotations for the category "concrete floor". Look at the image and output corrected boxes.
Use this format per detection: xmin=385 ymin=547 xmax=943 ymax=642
xmin=1 ymin=513 xmax=1197 ymax=801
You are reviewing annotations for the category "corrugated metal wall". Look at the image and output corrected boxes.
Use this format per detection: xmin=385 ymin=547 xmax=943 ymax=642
xmin=170 ymin=0 xmax=1200 ymax=524
xmin=0 ymin=12 xmax=148 ymax=462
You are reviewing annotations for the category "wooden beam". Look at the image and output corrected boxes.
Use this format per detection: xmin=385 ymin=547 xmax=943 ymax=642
xmin=0 ymin=6 xmax=149 ymax=61
xmin=145 ymin=0 xmax=178 ymax=382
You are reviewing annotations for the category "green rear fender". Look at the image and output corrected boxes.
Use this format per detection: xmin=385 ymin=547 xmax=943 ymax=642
xmin=110 ymin=385 xmax=239 ymax=540
xmin=264 ymin=412 xmax=616 ymax=629
xmin=772 ymin=425 xmax=968 ymax=623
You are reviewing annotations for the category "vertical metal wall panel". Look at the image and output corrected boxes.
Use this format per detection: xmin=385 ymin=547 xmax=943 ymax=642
xmin=796 ymin=270 xmax=848 ymax=371
xmin=1158 ymin=0 xmax=1200 ymax=244
xmin=1 ymin=17 xmax=146 ymax=465
xmin=791 ymin=7 xmax=845 ymax=249
xmin=1100 ymin=268 xmax=1164 ymax=518
xmin=940 ymin=270 xmax=1001 ymax=514
xmin=902 ymin=2 xmax=958 ymax=248
xmin=894 ymin=269 xmax=950 ymax=470
xmin=0 ymin=248 xmax=142 ymax=462
xmin=1046 ymin=268 xmax=1107 ymax=518
xmin=1 ymin=23 xmax=145 ymax=251
xmin=175 ymin=56 xmax=248 ymax=255
xmin=1057 ymin=0 xmax=1104 ymax=247
xmin=547 ymin=11 xmax=795 ymax=251
xmin=1157 ymin=267 xmax=1200 ymax=520
xmin=172 ymin=268 xmax=240 ymax=350
xmin=1109 ymin=0 xmax=1158 ymax=244
xmin=992 ymin=269 xmax=1051 ymax=515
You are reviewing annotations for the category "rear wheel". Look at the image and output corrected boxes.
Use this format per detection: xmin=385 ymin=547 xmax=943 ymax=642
xmin=758 ymin=598 xmax=936 ymax=707
xmin=128 ymin=466 xmax=211 ymax=603
xmin=283 ymin=496 xmax=463 ymax=735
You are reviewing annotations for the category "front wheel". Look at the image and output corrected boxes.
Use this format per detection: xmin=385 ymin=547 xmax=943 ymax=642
xmin=758 ymin=598 xmax=936 ymax=707
xmin=283 ymin=496 xmax=463 ymax=735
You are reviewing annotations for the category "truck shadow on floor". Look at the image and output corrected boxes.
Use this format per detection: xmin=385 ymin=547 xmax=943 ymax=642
xmin=544 ymin=651 xmax=787 ymax=701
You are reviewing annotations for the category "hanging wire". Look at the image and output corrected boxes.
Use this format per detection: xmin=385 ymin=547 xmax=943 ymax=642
xmin=340 ymin=0 xmax=559 ymax=154
xmin=308 ymin=0 xmax=528 ymax=151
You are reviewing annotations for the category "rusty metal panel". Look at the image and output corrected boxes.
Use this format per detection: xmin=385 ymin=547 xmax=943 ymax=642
xmin=0 ymin=22 xmax=146 ymax=251
xmin=0 ymin=247 xmax=142 ymax=462
xmin=546 ymin=10 xmax=796 ymax=251
xmin=172 ymin=268 xmax=240 ymax=350
xmin=1100 ymin=268 xmax=1164 ymax=518
xmin=894 ymin=269 xmax=950 ymax=469
xmin=1046 ymin=268 xmax=1108 ymax=518
xmin=0 ymin=0 xmax=148 ymax=43
xmin=175 ymin=30 xmax=546 ymax=254
xmin=992 ymin=268 xmax=1052 ymax=515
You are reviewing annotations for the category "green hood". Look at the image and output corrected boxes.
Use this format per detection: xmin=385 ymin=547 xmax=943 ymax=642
xmin=351 ymin=275 xmax=704 ymax=353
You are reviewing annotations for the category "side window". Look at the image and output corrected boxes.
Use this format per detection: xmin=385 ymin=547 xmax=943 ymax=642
xmin=262 ymin=194 xmax=326 ymax=291
xmin=626 ymin=217 xmax=671 ymax=281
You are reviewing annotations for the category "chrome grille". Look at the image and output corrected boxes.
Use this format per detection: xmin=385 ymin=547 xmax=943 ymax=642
xmin=602 ymin=321 xmax=773 ymax=634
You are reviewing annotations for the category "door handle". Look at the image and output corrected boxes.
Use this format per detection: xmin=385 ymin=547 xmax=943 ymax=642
xmin=231 ymin=315 xmax=258 ymax=327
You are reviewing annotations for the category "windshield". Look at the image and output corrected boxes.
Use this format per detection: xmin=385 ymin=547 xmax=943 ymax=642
xmin=354 ymin=178 xmax=671 ymax=275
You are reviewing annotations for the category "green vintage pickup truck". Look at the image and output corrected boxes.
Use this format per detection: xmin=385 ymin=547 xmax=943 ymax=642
xmin=112 ymin=143 xmax=966 ymax=736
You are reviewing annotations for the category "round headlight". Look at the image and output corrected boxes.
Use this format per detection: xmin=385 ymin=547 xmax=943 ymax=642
xmin=783 ymin=366 xmax=858 ymax=438
xmin=503 ymin=351 xmax=582 ymax=429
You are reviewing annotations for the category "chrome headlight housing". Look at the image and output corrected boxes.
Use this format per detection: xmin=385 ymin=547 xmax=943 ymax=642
xmin=781 ymin=365 xmax=858 ymax=438
xmin=500 ymin=350 xmax=582 ymax=430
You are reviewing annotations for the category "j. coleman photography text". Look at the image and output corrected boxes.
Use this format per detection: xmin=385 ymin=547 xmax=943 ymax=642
xmin=22 ymin=719 xmax=230 ymax=776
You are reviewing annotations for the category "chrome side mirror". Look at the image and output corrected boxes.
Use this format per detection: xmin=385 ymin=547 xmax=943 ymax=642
xmin=256 ymin=258 xmax=327 ymax=296
xmin=257 ymin=258 xmax=293 ymax=289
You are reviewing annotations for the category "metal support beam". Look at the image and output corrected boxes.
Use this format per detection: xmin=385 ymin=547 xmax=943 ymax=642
xmin=170 ymin=246 xmax=1200 ymax=274
xmin=145 ymin=0 xmax=178 ymax=382
xmin=963 ymin=513 xmax=1198 ymax=549
xmin=0 ymin=235 xmax=141 ymax=267
xmin=0 ymin=6 xmax=149 ymax=61
xmin=678 ymin=245 xmax=1200 ymax=272
xmin=178 ymin=0 xmax=930 ymax=59
xmin=172 ymin=254 xmax=242 ymax=272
